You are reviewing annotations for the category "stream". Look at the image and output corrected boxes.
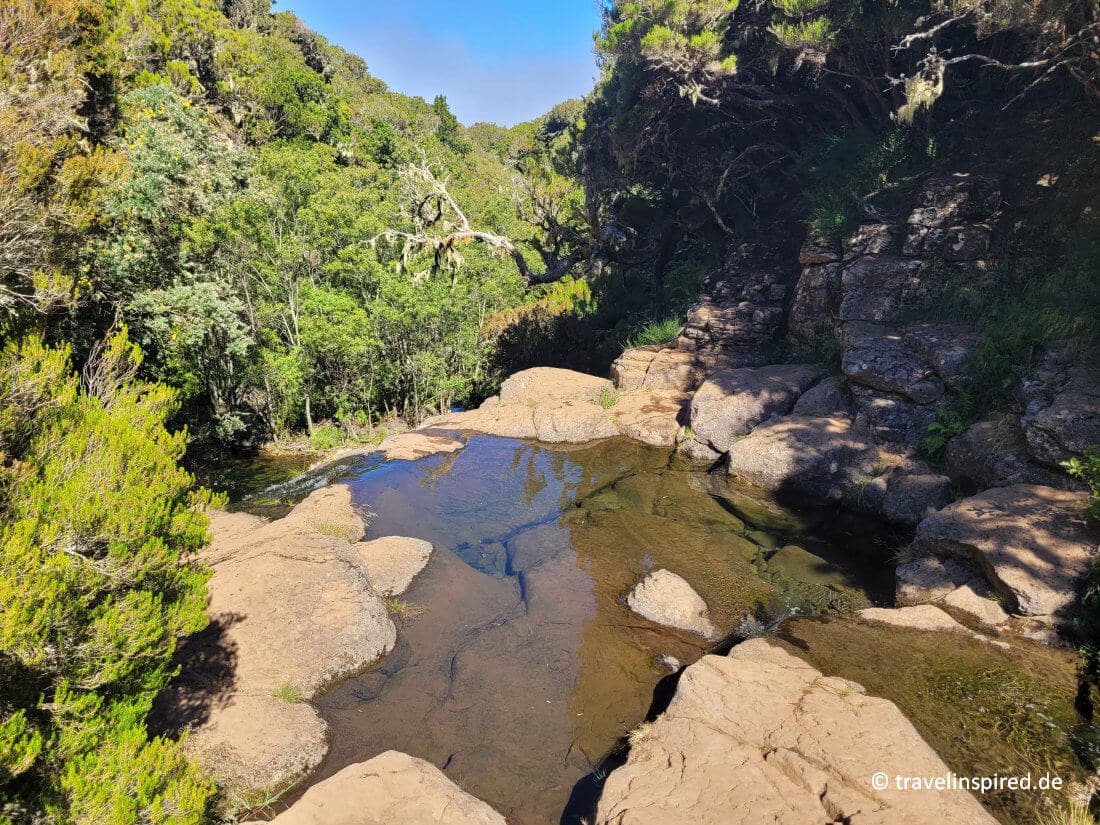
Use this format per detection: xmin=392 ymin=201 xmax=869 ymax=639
xmin=216 ymin=435 xmax=1096 ymax=825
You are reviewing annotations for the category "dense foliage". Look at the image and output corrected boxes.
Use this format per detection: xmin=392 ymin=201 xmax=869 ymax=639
xmin=1 ymin=0 xmax=596 ymax=449
xmin=582 ymin=0 xmax=1099 ymax=297
xmin=0 ymin=330 xmax=216 ymax=823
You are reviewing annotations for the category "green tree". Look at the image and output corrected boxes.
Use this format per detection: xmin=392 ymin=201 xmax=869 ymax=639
xmin=432 ymin=95 xmax=468 ymax=154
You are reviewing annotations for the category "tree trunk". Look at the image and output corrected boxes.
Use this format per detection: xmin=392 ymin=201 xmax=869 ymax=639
xmin=652 ymin=223 xmax=683 ymax=316
xmin=304 ymin=394 xmax=314 ymax=434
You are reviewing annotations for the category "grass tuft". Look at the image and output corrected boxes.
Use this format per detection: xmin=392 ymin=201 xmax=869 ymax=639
xmin=272 ymin=682 xmax=303 ymax=704
xmin=624 ymin=317 xmax=682 ymax=350
xmin=386 ymin=598 xmax=424 ymax=624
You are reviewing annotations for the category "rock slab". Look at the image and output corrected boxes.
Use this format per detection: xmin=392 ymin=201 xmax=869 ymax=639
xmin=171 ymin=487 xmax=397 ymax=797
xmin=915 ymin=484 xmax=1097 ymax=618
xmin=595 ymin=638 xmax=997 ymax=825
xmin=254 ymin=751 xmax=506 ymax=825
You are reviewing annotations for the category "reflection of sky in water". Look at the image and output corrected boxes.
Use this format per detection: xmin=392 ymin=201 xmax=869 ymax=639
xmin=348 ymin=438 xmax=603 ymax=559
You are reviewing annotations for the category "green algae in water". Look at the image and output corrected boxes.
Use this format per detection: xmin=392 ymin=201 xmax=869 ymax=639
xmin=779 ymin=616 xmax=1098 ymax=825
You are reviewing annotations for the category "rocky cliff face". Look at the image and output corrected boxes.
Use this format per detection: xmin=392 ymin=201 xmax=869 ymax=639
xmin=607 ymin=168 xmax=1099 ymax=641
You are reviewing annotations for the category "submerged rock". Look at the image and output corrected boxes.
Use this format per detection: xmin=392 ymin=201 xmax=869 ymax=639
xmin=595 ymin=638 xmax=998 ymax=825
xmin=896 ymin=555 xmax=976 ymax=605
xmin=626 ymin=569 xmax=718 ymax=640
xmin=253 ymin=750 xmax=506 ymax=825
xmin=942 ymin=581 xmax=1010 ymax=627
xmin=859 ymin=604 xmax=975 ymax=635
xmin=915 ymin=484 xmax=1097 ymax=618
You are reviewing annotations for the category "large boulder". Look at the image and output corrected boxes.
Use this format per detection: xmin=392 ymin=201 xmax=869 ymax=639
xmin=945 ymin=417 xmax=1071 ymax=490
xmin=841 ymin=321 xmax=944 ymax=405
xmin=611 ymin=346 xmax=728 ymax=392
xmin=791 ymin=375 xmax=851 ymax=417
xmin=429 ymin=368 xmax=687 ymax=447
xmin=166 ymin=487 xmax=397 ymax=797
xmin=531 ymin=402 xmax=620 ymax=443
xmin=915 ymin=484 xmax=1097 ymax=618
xmin=255 ymin=751 xmax=506 ymax=825
xmin=725 ymin=415 xmax=876 ymax=505
xmin=839 ymin=254 xmax=927 ymax=323
xmin=611 ymin=388 xmax=691 ymax=447
xmin=595 ymin=638 xmax=998 ymax=825
xmin=626 ymin=569 xmax=718 ymax=640
xmin=881 ymin=472 xmax=953 ymax=526
xmin=498 ymin=366 xmax=611 ymax=406
xmin=689 ymin=364 xmax=823 ymax=454
xmin=1021 ymin=346 xmax=1100 ymax=467
xmin=427 ymin=404 xmax=538 ymax=441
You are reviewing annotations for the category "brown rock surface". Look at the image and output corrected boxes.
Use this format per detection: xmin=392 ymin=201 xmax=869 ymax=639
xmin=169 ymin=487 xmax=396 ymax=797
xmin=610 ymin=346 xmax=721 ymax=392
xmin=611 ymin=388 xmax=690 ymax=447
xmin=498 ymin=366 xmax=611 ymax=405
xmin=254 ymin=751 xmax=505 ymax=825
xmin=595 ymin=638 xmax=997 ymax=825
xmin=689 ymin=364 xmax=823 ymax=454
xmin=915 ymin=484 xmax=1097 ymax=617
xmin=355 ymin=536 xmax=433 ymax=596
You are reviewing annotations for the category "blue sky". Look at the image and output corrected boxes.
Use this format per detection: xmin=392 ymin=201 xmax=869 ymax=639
xmin=276 ymin=1 xmax=603 ymax=126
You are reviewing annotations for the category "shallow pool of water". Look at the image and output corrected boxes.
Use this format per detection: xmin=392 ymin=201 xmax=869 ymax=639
xmin=256 ymin=435 xmax=896 ymax=824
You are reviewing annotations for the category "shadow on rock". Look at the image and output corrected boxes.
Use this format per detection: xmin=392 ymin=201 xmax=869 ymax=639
xmin=149 ymin=612 xmax=243 ymax=736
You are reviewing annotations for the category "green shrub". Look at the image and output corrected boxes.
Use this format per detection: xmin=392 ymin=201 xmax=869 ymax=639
xmin=271 ymin=682 xmax=303 ymax=704
xmin=797 ymin=127 xmax=935 ymax=243
xmin=593 ymin=386 xmax=621 ymax=409
xmin=920 ymin=405 xmax=972 ymax=462
xmin=0 ymin=332 xmax=216 ymax=822
xmin=1063 ymin=450 xmax=1100 ymax=522
xmin=308 ymin=423 xmax=347 ymax=450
